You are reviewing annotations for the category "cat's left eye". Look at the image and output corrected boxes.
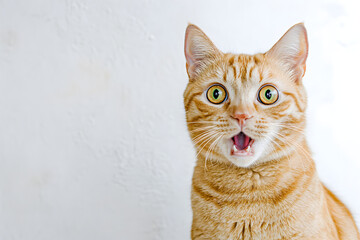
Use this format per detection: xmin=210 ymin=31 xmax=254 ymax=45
xmin=206 ymin=84 xmax=227 ymax=104
xmin=258 ymin=84 xmax=279 ymax=105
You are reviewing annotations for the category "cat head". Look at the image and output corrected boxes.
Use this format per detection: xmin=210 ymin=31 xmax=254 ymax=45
xmin=183 ymin=23 xmax=308 ymax=168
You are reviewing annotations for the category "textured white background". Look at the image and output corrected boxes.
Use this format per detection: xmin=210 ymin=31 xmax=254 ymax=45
xmin=0 ymin=0 xmax=360 ymax=239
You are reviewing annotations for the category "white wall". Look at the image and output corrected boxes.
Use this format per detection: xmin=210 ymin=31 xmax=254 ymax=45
xmin=0 ymin=0 xmax=359 ymax=239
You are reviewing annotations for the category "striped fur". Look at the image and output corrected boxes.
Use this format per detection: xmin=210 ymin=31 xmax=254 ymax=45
xmin=184 ymin=23 xmax=359 ymax=239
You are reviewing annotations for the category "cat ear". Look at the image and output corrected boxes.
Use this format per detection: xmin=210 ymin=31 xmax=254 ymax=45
xmin=184 ymin=24 xmax=221 ymax=79
xmin=266 ymin=23 xmax=309 ymax=83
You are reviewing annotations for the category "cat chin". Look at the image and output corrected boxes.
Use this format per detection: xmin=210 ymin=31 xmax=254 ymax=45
xmin=228 ymin=156 xmax=259 ymax=168
xmin=226 ymin=139 xmax=267 ymax=168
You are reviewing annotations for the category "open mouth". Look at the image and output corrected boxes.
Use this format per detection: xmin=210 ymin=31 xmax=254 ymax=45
xmin=231 ymin=132 xmax=255 ymax=156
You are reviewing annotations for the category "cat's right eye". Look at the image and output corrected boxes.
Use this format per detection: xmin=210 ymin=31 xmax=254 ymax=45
xmin=206 ymin=84 xmax=227 ymax=104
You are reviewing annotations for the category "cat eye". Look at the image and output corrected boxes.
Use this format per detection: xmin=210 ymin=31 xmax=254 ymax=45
xmin=258 ymin=84 xmax=279 ymax=105
xmin=206 ymin=84 xmax=227 ymax=104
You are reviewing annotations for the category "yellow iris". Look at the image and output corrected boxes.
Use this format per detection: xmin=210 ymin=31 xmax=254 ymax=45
xmin=206 ymin=84 xmax=227 ymax=104
xmin=258 ymin=85 xmax=279 ymax=105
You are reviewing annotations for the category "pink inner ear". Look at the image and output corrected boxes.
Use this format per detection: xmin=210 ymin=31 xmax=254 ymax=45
xmin=184 ymin=24 xmax=221 ymax=79
xmin=184 ymin=30 xmax=195 ymax=67
xmin=294 ymin=36 xmax=308 ymax=81
xmin=266 ymin=23 xmax=309 ymax=83
xmin=184 ymin=39 xmax=200 ymax=77
xmin=297 ymin=56 xmax=307 ymax=80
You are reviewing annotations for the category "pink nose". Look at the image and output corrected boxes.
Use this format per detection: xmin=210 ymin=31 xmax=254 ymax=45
xmin=232 ymin=112 xmax=253 ymax=127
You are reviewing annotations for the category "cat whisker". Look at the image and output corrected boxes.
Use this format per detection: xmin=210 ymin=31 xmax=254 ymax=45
xmin=187 ymin=121 xmax=222 ymax=124
xmin=271 ymin=122 xmax=304 ymax=129
xmin=262 ymin=134 xmax=292 ymax=168
xmin=192 ymin=130 xmax=218 ymax=145
xmin=194 ymin=132 xmax=222 ymax=162
xmin=204 ymin=133 xmax=223 ymax=171
xmin=269 ymin=123 xmax=306 ymax=135
xmin=188 ymin=126 xmax=217 ymax=133
xmin=191 ymin=128 xmax=218 ymax=146
xmin=275 ymin=131 xmax=311 ymax=159
xmin=270 ymin=132 xmax=311 ymax=172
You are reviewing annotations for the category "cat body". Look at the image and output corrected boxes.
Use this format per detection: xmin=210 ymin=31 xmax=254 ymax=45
xmin=183 ymin=24 xmax=359 ymax=239
xmin=191 ymin=151 xmax=354 ymax=239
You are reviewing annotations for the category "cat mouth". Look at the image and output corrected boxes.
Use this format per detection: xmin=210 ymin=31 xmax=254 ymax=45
xmin=231 ymin=132 xmax=255 ymax=156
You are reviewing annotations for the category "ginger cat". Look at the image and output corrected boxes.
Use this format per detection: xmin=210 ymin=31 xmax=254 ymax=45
xmin=183 ymin=23 xmax=359 ymax=239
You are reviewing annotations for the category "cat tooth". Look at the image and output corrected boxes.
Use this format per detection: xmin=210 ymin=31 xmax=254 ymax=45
xmin=232 ymin=145 xmax=239 ymax=152
xmin=245 ymin=146 xmax=251 ymax=152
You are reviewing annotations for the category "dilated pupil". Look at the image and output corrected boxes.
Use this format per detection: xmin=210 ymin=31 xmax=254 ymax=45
xmin=265 ymin=89 xmax=272 ymax=100
xmin=213 ymin=89 xmax=220 ymax=99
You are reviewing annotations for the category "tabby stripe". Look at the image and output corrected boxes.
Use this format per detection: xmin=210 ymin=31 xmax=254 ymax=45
xmin=258 ymin=67 xmax=264 ymax=82
xmin=240 ymin=64 xmax=247 ymax=80
xmin=274 ymin=166 xmax=315 ymax=204
xmin=184 ymin=92 xmax=202 ymax=110
xmin=228 ymin=55 xmax=235 ymax=65
xmin=248 ymin=64 xmax=256 ymax=79
xmin=193 ymin=99 xmax=213 ymax=113
xmin=192 ymin=184 xmax=221 ymax=207
xmin=232 ymin=63 xmax=237 ymax=80
xmin=188 ymin=112 xmax=213 ymax=123
xmin=253 ymin=54 xmax=262 ymax=65
xmin=282 ymin=91 xmax=304 ymax=112
xmin=223 ymin=70 xmax=227 ymax=82
xmin=183 ymin=86 xmax=194 ymax=102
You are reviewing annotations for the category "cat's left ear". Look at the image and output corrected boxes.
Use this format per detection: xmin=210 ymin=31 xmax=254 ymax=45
xmin=266 ymin=23 xmax=309 ymax=83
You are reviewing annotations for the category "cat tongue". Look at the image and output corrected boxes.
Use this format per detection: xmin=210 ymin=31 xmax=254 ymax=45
xmin=234 ymin=132 xmax=250 ymax=150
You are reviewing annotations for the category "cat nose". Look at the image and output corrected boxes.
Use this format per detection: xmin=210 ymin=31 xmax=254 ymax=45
xmin=231 ymin=112 xmax=253 ymax=128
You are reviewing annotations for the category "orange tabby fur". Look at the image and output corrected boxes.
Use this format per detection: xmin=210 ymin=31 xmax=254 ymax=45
xmin=183 ymin=23 xmax=359 ymax=239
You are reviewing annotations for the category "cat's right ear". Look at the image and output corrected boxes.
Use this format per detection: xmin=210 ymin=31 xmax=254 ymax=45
xmin=184 ymin=24 xmax=221 ymax=79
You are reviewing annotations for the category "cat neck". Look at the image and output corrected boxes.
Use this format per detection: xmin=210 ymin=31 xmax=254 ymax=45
xmin=193 ymin=139 xmax=317 ymax=202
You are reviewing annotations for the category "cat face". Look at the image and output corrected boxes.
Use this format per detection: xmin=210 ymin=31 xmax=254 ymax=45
xmin=184 ymin=24 xmax=309 ymax=167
